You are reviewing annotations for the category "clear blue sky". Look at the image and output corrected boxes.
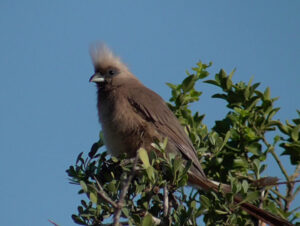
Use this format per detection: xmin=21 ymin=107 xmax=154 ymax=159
xmin=0 ymin=1 xmax=299 ymax=225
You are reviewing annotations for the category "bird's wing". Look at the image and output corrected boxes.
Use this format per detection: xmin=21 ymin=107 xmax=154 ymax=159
xmin=125 ymin=82 xmax=295 ymax=226
xmin=126 ymin=84 xmax=206 ymax=179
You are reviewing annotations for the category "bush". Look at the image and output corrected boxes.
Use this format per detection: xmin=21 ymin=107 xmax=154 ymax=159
xmin=67 ymin=62 xmax=300 ymax=225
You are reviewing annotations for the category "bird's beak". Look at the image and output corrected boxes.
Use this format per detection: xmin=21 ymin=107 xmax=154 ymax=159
xmin=89 ymin=73 xmax=105 ymax=83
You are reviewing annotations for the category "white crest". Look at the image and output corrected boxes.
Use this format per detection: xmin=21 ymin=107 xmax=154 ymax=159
xmin=89 ymin=43 xmax=128 ymax=71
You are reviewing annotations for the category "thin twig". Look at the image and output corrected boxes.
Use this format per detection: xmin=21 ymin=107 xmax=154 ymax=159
xmin=259 ymin=130 xmax=300 ymax=211
xmin=258 ymin=189 xmax=265 ymax=226
xmin=275 ymin=186 xmax=284 ymax=209
xmin=93 ymin=176 xmax=118 ymax=209
xmin=273 ymin=179 xmax=300 ymax=186
xmin=293 ymin=185 xmax=300 ymax=197
xmin=291 ymin=206 xmax=300 ymax=213
xmin=291 ymin=164 xmax=300 ymax=181
xmin=270 ymin=188 xmax=287 ymax=200
xmin=269 ymin=147 xmax=290 ymax=181
xmin=163 ymin=184 xmax=169 ymax=217
xmin=113 ymin=155 xmax=139 ymax=226
xmin=48 ymin=219 xmax=59 ymax=226
xmin=268 ymin=192 xmax=283 ymax=209
xmin=253 ymin=126 xmax=290 ymax=181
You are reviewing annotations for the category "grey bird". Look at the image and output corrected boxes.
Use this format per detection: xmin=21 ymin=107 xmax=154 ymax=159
xmin=89 ymin=44 xmax=292 ymax=226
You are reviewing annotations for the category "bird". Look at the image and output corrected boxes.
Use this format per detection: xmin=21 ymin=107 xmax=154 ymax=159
xmin=89 ymin=43 xmax=293 ymax=226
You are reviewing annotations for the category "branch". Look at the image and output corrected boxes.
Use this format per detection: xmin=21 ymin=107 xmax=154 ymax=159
xmin=163 ymin=184 xmax=169 ymax=217
xmin=291 ymin=206 xmax=300 ymax=213
xmin=293 ymin=185 xmax=300 ymax=198
xmin=269 ymin=147 xmax=289 ymax=181
xmin=291 ymin=164 xmax=300 ymax=181
xmin=270 ymin=187 xmax=286 ymax=201
xmin=48 ymin=220 xmax=59 ymax=226
xmin=94 ymin=176 xmax=118 ymax=209
xmin=113 ymin=155 xmax=139 ymax=226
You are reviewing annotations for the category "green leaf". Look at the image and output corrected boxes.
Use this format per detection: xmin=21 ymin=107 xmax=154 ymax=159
xmin=76 ymin=152 xmax=84 ymax=164
xmin=219 ymin=69 xmax=227 ymax=79
xmin=166 ymin=82 xmax=178 ymax=90
xmin=291 ymin=125 xmax=300 ymax=141
xmin=199 ymin=70 xmax=209 ymax=79
xmin=162 ymin=137 xmax=168 ymax=150
xmin=182 ymin=159 xmax=192 ymax=176
xmin=215 ymin=209 xmax=229 ymax=215
xmin=242 ymin=180 xmax=249 ymax=193
xmin=245 ymin=143 xmax=262 ymax=156
xmin=228 ymin=68 xmax=236 ymax=80
xmin=209 ymin=132 xmax=219 ymax=146
xmin=273 ymin=135 xmax=281 ymax=144
xmin=107 ymin=181 xmax=116 ymax=191
xmin=141 ymin=214 xmax=154 ymax=226
xmin=264 ymin=87 xmax=270 ymax=100
xmin=253 ymin=159 xmax=261 ymax=172
xmin=200 ymin=195 xmax=210 ymax=208
xmin=243 ymin=191 xmax=260 ymax=203
xmin=122 ymin=207 xmax=130 ymax=217
xmin=219 ymin=131 xmax=231 ymax=151
xmin=80 ymin=181 xmax=88 ymax=193
xmin=233 ymin=158 xmax=248 ymax=168
xmin=204 ymin=79 xmax=220 ymax=86
xmin=259 ymin=164 xmax=267 ymax=174
xmin=182 ymin=75 xmax=196 ymax=92
xmin=232 ymin=182 xmax=241 ymax=194
xmin=191 ymin=200 xmax=197 ymax=209
xmin=111 ymin=156 xmax=119 ymax=163
xmin=225 ymin=77 xmax=233 ymax=90
xmin=294 ymin=211 xmax=300 ymax=218
xmin=146 ymin=166 xmax=155 ymax=181
xmin=244 ymin=128 xmax=258 ymax=141
xmin=138 ymin=148 xmax=150 ymax=168
xmin=72 ymin=215 xmax=86 ymax=225
xmin=90 ymin=192 xmax=98 ymax=204
xmin=277 ymin=122 xmax=290 ymax=134
xmin=267 ymin=107 xmax=280 ymax=122
xmin=173 ymin=157 xmax=182 ymax=174
xmin=212 ymin=93 xmax=227 ymax=100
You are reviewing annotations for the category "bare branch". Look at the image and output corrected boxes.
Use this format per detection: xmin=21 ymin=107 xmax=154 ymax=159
xmin=269 ymin=148 xmax=290 ymax=181
xmin=48 ymin=219 xmax=59 ymax=226
xmin=293 ymin=185 xmax=300 ymax=198
xmin=113 ymin=155 xmax=139 ymax=226
xmin=291 ymin=164 xmax=300 ymax=181
xmin=93 ymin=176 xmax=118 ymax=209
xmin=163 ymin=184 xmax=169 ymax=217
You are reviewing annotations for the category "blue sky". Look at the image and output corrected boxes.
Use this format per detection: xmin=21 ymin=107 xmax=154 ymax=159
xmin=0 ymin=1 xmax=299 ymax=225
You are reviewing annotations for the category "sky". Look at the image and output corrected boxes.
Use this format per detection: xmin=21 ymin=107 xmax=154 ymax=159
xmin=0 ymin=1 xmax=299 ymax=225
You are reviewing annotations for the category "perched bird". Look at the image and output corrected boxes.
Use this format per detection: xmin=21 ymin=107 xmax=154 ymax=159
xmin=89 ymin=44 xmax=292 ymax=226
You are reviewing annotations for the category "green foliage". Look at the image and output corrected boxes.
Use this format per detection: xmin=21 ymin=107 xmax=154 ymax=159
xmin=67 ymin=139 xmax=196 ymax=225
xmin=67 ymin=62 xmax=300 ymax=225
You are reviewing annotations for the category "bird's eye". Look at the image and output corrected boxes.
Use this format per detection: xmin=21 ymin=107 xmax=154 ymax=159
xmin=108 ymin=69 xmax=115 ymax=75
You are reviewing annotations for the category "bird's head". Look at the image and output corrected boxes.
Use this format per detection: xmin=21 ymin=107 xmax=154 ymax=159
xmin=89 ymin=44 xmax=134 ymax=86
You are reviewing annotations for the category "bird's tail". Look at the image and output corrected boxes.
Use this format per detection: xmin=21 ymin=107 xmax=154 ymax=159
xmin=189 ymin=174 xmax=293 ymax=226
xmin=238 ymin=200 xmax=293 ymax=226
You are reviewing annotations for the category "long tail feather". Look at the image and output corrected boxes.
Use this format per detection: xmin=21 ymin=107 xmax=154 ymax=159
xmin=189 ymin=174 xmax=293 ymax=226
xmin=237 ymin=197 xmax=293 ymax=226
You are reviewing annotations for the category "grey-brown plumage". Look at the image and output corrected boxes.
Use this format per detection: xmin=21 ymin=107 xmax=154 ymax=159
xmin=89 ymin=44 xmax=292 ymax=226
